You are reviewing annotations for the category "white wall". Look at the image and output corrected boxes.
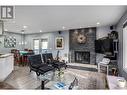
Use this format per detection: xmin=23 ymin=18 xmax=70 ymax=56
xmin=24 ymin=31 xmax=69 ymax=62
xmin=24 ymin=26 xmax=111 ymax=62
xmin=96 ymin=26 xmax=111 ymax=39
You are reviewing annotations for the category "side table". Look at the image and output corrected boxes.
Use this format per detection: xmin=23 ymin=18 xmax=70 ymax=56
xmin=98 ymin=63 xmax=109 ymax=75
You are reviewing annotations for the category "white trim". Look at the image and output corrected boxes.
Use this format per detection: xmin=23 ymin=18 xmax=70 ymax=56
xmin=123 ymin=67 xmax=127 ymax=73
xmin=123 ymin=26 xmax=127 ymax=71
xmin=123 ymin=18 xmax=127 ymax=26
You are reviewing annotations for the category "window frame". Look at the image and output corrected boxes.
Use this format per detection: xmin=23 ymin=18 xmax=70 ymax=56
xmin=123 ymin=20 xmax=127 ymax=72
xmin=33 ymin=39 xmax=40 ymax=54
xmin=41 ymin=38 xmax=48 ymax=50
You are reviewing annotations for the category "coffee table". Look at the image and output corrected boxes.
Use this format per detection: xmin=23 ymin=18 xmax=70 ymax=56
xmin=39 ymin=70 xmax=78 ymax=90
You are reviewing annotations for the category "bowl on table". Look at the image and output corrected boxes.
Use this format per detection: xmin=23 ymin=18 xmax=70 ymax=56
xmin=117 ymin=79 xmax=126 ymax=88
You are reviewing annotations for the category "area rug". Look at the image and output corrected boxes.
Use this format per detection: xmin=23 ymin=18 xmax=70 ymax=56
xmin=4 ymin=66 xmax=106 ymax=90
xmin=67 ymin=69 xmax=106 ymax=89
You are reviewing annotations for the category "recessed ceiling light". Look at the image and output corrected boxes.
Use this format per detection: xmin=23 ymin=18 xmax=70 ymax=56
xmin=23 ymin=25 xmax=27 ymax=29
xmin=62 ymin=26 xmax=65 ymax=29
xmin=4 ymin=29 xmax=8 ymax=31
xmin=97 ymin=22 xmax=100 ymax=25
xmin=40 ymin=30 xmax=42 ymax=32
xmin=80 ymin=27 xmax=82 ymax=28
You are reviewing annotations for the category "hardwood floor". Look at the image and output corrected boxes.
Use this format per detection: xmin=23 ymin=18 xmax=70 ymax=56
xmin=2 ymin=64 xmax=106 ymax=90
xmin=4 ymin=66 xmax=41 ymax=89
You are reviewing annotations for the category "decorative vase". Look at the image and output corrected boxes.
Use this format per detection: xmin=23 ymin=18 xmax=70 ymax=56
xmin=56 ymin=70 xmax=64 ymax=81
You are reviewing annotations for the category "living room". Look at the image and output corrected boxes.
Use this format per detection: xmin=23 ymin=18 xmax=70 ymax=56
xmin=0 ymin=5 xmax=127 ymax=90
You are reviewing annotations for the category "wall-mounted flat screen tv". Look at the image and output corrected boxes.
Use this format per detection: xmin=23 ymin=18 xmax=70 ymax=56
xmin=95 ymin=38 xmax=113 ymax=54
xmin=0 ymin=21 xmax=3 ymax=35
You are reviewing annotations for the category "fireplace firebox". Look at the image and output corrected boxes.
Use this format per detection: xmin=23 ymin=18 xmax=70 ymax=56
xmin=75 ymin=51 xmax=90 ymax=64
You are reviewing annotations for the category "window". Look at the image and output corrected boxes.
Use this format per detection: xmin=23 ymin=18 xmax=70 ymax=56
xmin=33 ymin=38 xmax=48 ymax=54
xmin=41 ymin=39 xmax=48 ymax=50
xmin=33 ymin=39 xmax=40 ymax=54
xmin=41 ymin=39 xmax=48 ymax=53
xmin=123 ymin=23 xmax=127 ymax=71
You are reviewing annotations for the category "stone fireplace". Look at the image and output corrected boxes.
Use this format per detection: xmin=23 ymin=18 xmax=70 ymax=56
xmin=75 ymin=51 xmax=90 ymax=64
xmin=69 ymin=27 xmax=96 ymax=64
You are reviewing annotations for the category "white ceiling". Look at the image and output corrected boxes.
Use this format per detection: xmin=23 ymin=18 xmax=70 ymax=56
xmin=3 ymin=6 xmax=127 ymax=34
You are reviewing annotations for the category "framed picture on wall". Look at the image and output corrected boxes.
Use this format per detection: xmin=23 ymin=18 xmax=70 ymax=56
xmin=4 ymin=36 xmax=16 ymax=48
xmin=55 ymin=36 xmax=64 ymax=49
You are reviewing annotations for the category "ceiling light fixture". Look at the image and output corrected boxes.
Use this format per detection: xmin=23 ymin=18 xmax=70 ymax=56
xmin=40 ymin=30 xmax=42 ymax=32
xmin=80 ymin=27 xmax=82 ymax=28
xmin=62 ymin=26 xmax=65 ymax=29
xmin=97 ymin=22 xmax=100 ymax=25
xmin=4 ymin=29 xmax=8 ymax=31
xmin=23 ymin=25 xmax=27 ymax=29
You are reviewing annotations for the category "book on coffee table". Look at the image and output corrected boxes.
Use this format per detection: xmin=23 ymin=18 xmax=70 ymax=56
xmin=54 ymin=82 xmax=66 ymax=89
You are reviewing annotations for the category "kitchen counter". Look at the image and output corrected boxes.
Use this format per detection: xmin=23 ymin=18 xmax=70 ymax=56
xmin=0 ymin=53 xmax=14 ymax=81
xmin=0 ymin=53 xmax=13 ymax=58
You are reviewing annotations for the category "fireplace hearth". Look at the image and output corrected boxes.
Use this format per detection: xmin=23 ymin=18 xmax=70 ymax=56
xmin=75 ymin=51 xmax=90 ymax=64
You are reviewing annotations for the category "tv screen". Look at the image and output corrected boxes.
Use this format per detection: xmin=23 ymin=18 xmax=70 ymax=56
xmin=102 ymin=39 xmax=113 ymax=53
xmin=95 ymin=39 xmax=113 ymax=54
xmin=0 ymin=21 xmax=3 ymax=35
xmin=95 ymin=40 xmax=102 ymax=53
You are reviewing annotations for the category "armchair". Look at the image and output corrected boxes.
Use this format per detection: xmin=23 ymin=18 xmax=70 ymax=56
xmin=42 ymin=53 xmax=67 ymax=70
xmin=28 ymin=54 xmax=54 ymax=76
